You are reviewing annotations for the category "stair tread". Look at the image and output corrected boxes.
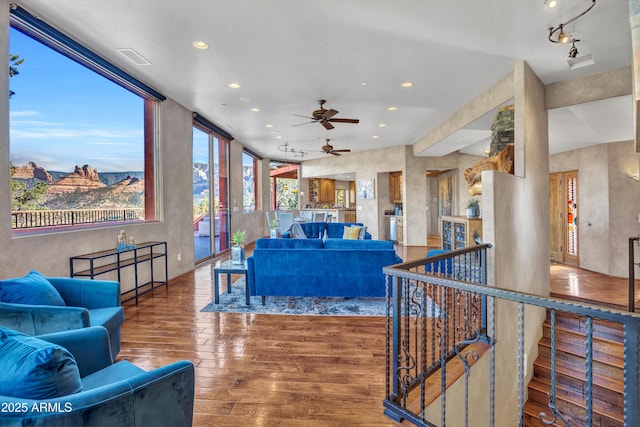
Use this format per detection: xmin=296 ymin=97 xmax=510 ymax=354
xmin=537 ymin=336 xmax=624 ymax=368
xmin=542 ymin=322 xmax=624 ymax=345
xmin=524 ymin=400 xmax=585 ymax=427
xmin=534 ymin=355 xmax=624 ymax=392
xmin=528 ymin=377 xmax=624 ymax=421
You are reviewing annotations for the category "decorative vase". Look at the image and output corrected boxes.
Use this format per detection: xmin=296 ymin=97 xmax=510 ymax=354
xmin=467 ymin=206 xmax=480 ymax=218
xmin=269 ymin=228 xmax=278 ymax=238
xmin=231 ymin=245 xmax=245 ymax=264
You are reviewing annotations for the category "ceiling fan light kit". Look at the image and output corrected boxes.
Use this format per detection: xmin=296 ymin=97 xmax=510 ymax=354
xmin=293 ymin=99 xmax=360 ymax=131
xmin=547 ymin=0 xmax=596 ymax=61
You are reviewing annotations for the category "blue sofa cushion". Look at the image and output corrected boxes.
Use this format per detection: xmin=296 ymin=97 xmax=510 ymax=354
xmin=255 ymin=238 xmax=323 ymax=249
xmin=0 ymin=270 xmax=66 ymax=306
xmin=0 ymin=327 xmax=82 ymax=399
xmin=324 ymin=238 xmax=392 ymax=250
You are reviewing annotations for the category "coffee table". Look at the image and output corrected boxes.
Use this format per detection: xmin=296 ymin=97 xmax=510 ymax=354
xmin=212 ymin=259 xmax=249 ymax=305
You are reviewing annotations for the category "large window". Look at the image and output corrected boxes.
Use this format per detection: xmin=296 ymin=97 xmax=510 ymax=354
xmin=242 ymin=151 xmax=259 ymax=212
xmin=8 ymin=7 xmax=163 ymax=233
xmin=193 ymin=122 xmax=230 ymax=261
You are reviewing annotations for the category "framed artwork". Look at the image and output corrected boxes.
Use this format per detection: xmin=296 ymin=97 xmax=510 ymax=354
xmin=357 ymin=178 xmax=375 ymax=200
xmin=439 ymin=175 xmax=455 ymax=216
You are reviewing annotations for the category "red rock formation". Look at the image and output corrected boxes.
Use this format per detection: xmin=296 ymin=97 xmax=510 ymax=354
xmin=12 ymin=161 xmax=53 ymax=182
xmin=73 ymin=164 xmax=100 ymax=181
xmin=49 ymin=165 xmax=106 ymax=194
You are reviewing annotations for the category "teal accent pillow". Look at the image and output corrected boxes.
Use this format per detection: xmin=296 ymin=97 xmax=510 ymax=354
xmin=0 ymin=328 xmax=82 ymax=399
xmin=0 ymin=270 xmax=66 ymax=306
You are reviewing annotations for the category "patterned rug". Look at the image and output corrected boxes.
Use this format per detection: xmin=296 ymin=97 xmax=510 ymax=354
xmin=200 ymin=278 xmax=444 ymax=317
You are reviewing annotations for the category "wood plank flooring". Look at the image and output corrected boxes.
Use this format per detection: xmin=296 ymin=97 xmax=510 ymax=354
xmin=117 ymin=244 xmax=635 ymax=426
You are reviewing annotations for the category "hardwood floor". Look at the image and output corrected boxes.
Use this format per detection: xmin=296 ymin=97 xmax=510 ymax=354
xmin=117 ymin=244 xmax=636 ymax=426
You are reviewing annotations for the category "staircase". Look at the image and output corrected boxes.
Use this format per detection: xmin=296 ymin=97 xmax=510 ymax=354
xmin=524 ymin=311 xmax=625 ymax=426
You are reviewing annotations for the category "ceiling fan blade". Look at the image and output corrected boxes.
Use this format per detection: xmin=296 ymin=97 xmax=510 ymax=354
xmin=330 ymin=151 xmax=341 ymax=156
xmin=328 ymin=118 xmax=359 ymax=124
xmin=292 ymin=121 xmax=315 ymax=127
xmin=332 ymin=149 xmax=351 ymax=153
xmin=292 ymin=113 xmax=315 ymax=119
xmin=322 ymin=109 xmax=339 ymax=120
xmin=322 ymin=121 xmax=335 ymax=130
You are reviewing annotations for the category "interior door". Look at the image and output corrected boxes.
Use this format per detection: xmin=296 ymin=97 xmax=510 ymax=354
xmin=549 ymin=171 xmax=579 ymax=266
xmin=549 ymin=173 xmax=564 ymax=261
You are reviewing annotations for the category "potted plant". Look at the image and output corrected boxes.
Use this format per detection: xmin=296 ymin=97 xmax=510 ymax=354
xmin=230 ymin=229 xmax=247 ymax=264
xmin=269 ymin=219 xmax=278 ymax=238
xmin=466 ymin=198 xmax=480 ymax=218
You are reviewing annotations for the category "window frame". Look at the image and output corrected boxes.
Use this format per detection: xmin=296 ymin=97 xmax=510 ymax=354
xmin=8 ymin=6 xmax=165 ymax=233
xmin=242 ymin=150 xmax=260 ymax=213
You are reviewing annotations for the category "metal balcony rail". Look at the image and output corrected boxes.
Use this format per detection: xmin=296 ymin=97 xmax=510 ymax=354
xmin=11 ymin=208 xmax=144 ymax=230
xmin=383 ymin=245 xmax=640 ymax=427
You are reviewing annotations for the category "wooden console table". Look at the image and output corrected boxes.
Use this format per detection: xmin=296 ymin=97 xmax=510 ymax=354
xmin=70 ymin=241 xmax=168 ymax=304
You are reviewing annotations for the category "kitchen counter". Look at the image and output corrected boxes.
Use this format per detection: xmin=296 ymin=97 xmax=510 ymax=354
xmin=300 ymin=208 xmax=356 ymax=222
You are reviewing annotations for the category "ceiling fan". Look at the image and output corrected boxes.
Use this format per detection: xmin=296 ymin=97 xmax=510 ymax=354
xmin=293 ymin=99 xmax=360 ymax=130
xmin=321 ymin=139 xmax=351 ymax=156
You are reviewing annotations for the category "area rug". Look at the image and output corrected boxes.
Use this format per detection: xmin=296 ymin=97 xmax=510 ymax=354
xmin=200 ymin=278 xmax=444 ymax=317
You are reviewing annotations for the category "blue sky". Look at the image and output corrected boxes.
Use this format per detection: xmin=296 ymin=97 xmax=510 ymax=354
xmin=9 ymin=27 xmax=144 ymax=173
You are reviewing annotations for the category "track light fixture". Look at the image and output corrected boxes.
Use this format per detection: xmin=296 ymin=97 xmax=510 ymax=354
xmin=568 ymin=39 xmax=580 ymax=58
xmin=277 ymin=142 xmax=308 ymax=158
xmin=547 ymin=0 xmax=596 ymax=44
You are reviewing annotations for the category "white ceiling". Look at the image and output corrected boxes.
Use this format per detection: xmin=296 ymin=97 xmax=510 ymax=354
xmin=19 ymin=0 xmax=634 ymax=161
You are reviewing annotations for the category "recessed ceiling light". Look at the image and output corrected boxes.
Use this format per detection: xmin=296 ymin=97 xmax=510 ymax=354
xmin=401 ymin=82 xmax=413 ymax=88
xmin=192 ymin=40 xmax=209 ymax=50
xmin=378 ymin=123 xmax=387 ymax=127
xmin=239 ymin=96 xmax=253 ymax=102
xmin=265 ymin=124 xmax=273 ymax=128
xmin=372 ymin=135 xmax=379 ymax=139
xmin=250 ymin=107 xmax=260 ymax=112
xmin=228 ymin=82 xmax=241 ymax=89
xmin=387 ymin=106 xmax=397 ymax=111
xmin=361 ymin=81 xmax=369 ymax=86
xmin=276 ymin=136 xmax=283 ymax=139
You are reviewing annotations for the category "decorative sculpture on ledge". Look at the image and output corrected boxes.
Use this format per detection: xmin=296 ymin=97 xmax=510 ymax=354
xmin=464 ymin=105 xmax=515 ymax=196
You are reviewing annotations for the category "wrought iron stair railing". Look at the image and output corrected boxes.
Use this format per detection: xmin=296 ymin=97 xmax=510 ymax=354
xmin=383 ymin=245 xmax=640 ymax=427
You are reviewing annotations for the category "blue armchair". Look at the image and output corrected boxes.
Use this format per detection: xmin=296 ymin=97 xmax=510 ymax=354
xmin=0 ymin=326 xmax=195 ymax=427
xmin=0 ymin=272 xmax=124 ymax=359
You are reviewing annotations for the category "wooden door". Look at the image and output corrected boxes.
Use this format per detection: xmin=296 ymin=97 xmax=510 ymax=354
xmin=549 ymin=171 xmax=579 ymax=266
xmin=549 ymin=173 xmax=564 ymax=261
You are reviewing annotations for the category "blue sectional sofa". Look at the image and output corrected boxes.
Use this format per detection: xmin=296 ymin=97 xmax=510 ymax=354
xmin=247 ymin=238 xmax=402 ymax=302
xmin=283 ymin=221 xmax=372 ymax=239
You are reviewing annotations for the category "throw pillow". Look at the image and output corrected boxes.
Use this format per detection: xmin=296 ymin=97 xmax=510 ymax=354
xmin=351 ymin=224 xmax=367 ymax=240
xmin=0 ymin=270 xmax=66 ymax=306
xmin=343 ymin=226 xmax=361 ymax=240
xmin=0 ymin=328 xmax=82 ymax=399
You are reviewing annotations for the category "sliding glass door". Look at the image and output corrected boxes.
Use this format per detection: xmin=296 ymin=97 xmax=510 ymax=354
xmin=193 ymin=125 xmax=229 ymax=263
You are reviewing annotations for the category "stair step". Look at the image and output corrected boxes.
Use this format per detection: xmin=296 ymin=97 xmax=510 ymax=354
xmin=536 ymin=341 xmax=624 ymax=381
xmin=533 ymin=354 xmax=623 ymax=395
xmin=524 ymin=309 xmax=626 ymax=426
xmin=523 ymin=399 xmax=586 ymax=427
xmin=541 ymin=326 xmax=624 ymax=367
xmin=544 ymin=312 xmax=624 ymax=342
xmin=527 ymin=377 xmax=624 ymax=425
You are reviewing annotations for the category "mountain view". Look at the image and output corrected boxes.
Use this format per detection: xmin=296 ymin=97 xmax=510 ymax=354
xmin=11 ymin=161 xmax=144 ymax=210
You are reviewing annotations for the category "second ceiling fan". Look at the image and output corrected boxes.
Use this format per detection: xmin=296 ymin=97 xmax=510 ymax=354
xmin=293 ymin=99 xmax=359 ymax=130
xmin=321 ymin=139 xmax=350 ymax=156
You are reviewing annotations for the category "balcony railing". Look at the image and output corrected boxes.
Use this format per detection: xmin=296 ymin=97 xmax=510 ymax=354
xmin=383 ymin=245 xmax=640 ymax=427
xmin=11 ymin=208 xmax=144 ymax=230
